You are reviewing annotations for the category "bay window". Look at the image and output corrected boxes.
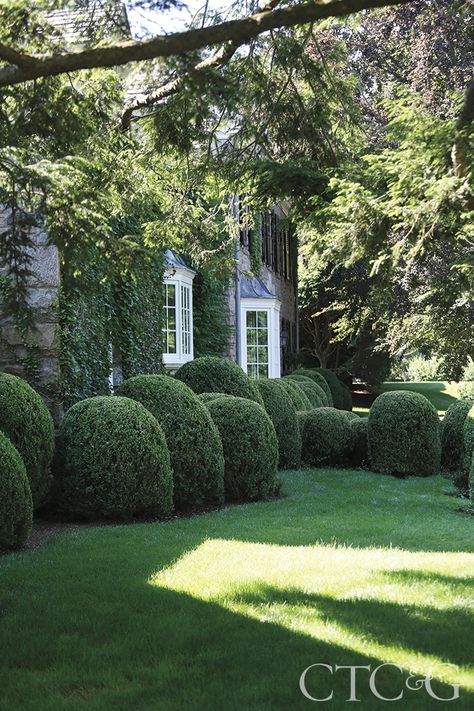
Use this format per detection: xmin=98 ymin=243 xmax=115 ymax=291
xmin=163 ymin=250 xmax=195 ymax=369
xmin=240 ymin=297 xmax=281 ymax=379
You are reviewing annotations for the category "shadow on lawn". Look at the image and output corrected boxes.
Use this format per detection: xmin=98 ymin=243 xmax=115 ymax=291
xmin=228 ymin=583 xmax=474 ymax=668
xmin=1 ymin=532 xmax=473 ymax=709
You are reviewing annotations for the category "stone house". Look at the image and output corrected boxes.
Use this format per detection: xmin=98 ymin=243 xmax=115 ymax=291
xmin=0 ymin=199 xmax=298 ymax=413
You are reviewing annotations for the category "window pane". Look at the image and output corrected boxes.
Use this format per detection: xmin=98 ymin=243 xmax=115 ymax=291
xmin=246 ymin=328 xmax=257 ymax=346
xmin=167 ymin=284 xmax=176 ymax=306
xmin=247 ymin=346 xmax=257 ymax=363
xmin=257 ymin=346 xmax=268 ymax=363
xmin=257 ymin=329 xmax=268 ymax=346
xmin=258 ymin=363 xmax=269 ymax=378
xmin=246 ymin=311 xmax=256 ymax=328
xmin=168 ymin=332 xmax=176 ymax=353
xmin=257 ymin=311 xmax=268 ymax=328
xmin=248 ymin=364 xmax=258 ymax=379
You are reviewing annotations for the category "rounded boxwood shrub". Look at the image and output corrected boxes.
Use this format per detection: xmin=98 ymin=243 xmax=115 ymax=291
xmin=286 ymin=374 xmax=328 ymax=406
xmin=55 ymin=396 xmax=173 ymax=519
xmin=205 ymin=395 xmax=278 ymax=501
xmin=277 ymin=379 xmax=312 ymax=411
xmin=441 ymin=400 xmax=473 ymax=474
xmin=287 ymin=378 xmax=324 ymax=409
xmin=291 ymin=369 xmax=333 ymax=405
xmin=256 ymin=379 xmax=301 ymax=469
xmin=0 ymin=431 xmax=33 ymax=550
xmin=368 ymin=391 xmax=441 ymax=477
xmin=300 ymin=407 xmax=354 ymax=466
xmin=175 ymin=356 xmax=263 ymax=405
xmin=348 ymin=417 xmax=369 ymax=467
xmin=314 ymin=368 xmax=344 ymax=409
xmin=0 ymin=372 xmax=54 ymax=508
xmin=116 ymin=375 xmax=224 ymax=510
xmin=198 ymin=392 xmax=226 ymax=403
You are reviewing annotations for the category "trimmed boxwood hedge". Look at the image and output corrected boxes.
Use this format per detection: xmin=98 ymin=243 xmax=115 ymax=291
xmin=0 ymin=431 xmax=33 ymax=550
xmin=204 ymin=395 xmax=278 ymax=501
xmin=470 ymin=453 xmax=474 ymax=503
xmin=277 ymin=379 xmax=312 ymax=411
xmin=55 ymin=396 xmax=173 ymax=519
xmin=0 ymin=373 xmax=54 ymax=508
xmin=289 ymin=369 xmax=333 ymax=405
xmin=441 ymin=400 xmax=473 ymax=476
xmin=368 ymin=391 xmax=441 ymax=477
xmin=300 ymin=407 xmax=354 ymax=466
xmin=256 ymin=379 xmax=301 ymax=469
xmin=464 ymin=404 xmax=474 ymax=483
xmin=175 ymin=356 xmax=263 ymax=405
xmin=117 ymin=375 xmax=224 ymax=509
xmin=197 ymin=392 xmax=226 ymax=404
xmin=286 ymin=374 xmax=328 ymax=406
xmin=314 ymin=368 xmax=344 ymax=410
xmin=287 ymin=378 xmax=324 ymax=408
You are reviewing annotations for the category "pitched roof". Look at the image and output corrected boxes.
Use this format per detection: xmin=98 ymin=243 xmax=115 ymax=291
xmin=46 ymin=1 xmax=130 ymax=46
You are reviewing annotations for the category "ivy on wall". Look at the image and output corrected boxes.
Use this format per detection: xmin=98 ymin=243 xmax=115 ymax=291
xmin=57 ymin=267 xmax=114 ymax=410
xmin=192 ymin=270 xmax=231 ymax=358
xmin=113 ymin=252 xmax=165 ymax=380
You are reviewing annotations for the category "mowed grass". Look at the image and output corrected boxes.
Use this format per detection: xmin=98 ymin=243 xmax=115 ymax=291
xmin=0 ymin=469 xmax=473 ymax=710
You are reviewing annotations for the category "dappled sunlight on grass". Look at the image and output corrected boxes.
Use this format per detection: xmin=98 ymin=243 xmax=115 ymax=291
xmin=151 ymin=539 xmax=474 ymax=689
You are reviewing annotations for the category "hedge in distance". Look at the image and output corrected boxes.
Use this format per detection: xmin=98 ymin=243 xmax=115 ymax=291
xmin=256 ymin=379 xmax=301 ymax=469
xmin=441 ymin=400 xmax=473 ymax=475
xmin=0 ymin=431 xmax=33 ymax=550
xmin=286 ymin=374 xmax=329 ymax=406
xmin=55 ymin=396 xmax=173 ymax=519
xmin=300 ymin=407 xmax=354 ymax=466
xmin=117 ymin=375 xmax=224 ymax=509
xmin=368 ymin=391 xmax=441 ymax=477
xmin=340 ymin=383 xmax=353 ymax=412
xmin=277 ymin=379 xmax=313 ymax=411
xmin=175 ymin=356 xmax=263 ymax=405
xmin=314 ymin=368 xmax=344 ymax=410
xmin=0 ymin=372 xmax=54 ymax=508
xmin=205 ymin=395 xmax=278 ymax=501
xmin=291 ymin=369 xmax=333 ymax=405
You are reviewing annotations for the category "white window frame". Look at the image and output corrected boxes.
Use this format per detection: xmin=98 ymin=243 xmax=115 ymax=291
xmin=240 ymin=297 xmax=281 ymax=379
xmin=163 ymin=267 xmax=195 ymax=369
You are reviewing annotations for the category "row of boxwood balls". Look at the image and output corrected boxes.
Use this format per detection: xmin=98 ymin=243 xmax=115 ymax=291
xmin=1 ymin=357 xmax=473 ymax=550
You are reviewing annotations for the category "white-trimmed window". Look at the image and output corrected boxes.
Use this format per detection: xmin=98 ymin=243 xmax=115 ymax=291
xmin=162 ymin=268 xmax=195 ymax=369
xmin=241 ymin=298 xmax=281 ymax=379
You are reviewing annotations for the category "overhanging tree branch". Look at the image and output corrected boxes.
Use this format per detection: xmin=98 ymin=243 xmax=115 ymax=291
xmin=0 ymin=0 xmax=413 ymax=88
xmin=120 ymin=0 xmax=282 ymax=130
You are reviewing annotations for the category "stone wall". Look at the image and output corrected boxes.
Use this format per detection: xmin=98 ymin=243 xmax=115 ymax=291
xmin=0 ymin=212 xmax=61 ymax=416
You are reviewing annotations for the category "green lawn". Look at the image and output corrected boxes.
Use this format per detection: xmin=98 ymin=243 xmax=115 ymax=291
xmin=355 ymin=381 xmax=460 ymax=416
xmin=0 ymin=469 xmax=473 ymax=710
